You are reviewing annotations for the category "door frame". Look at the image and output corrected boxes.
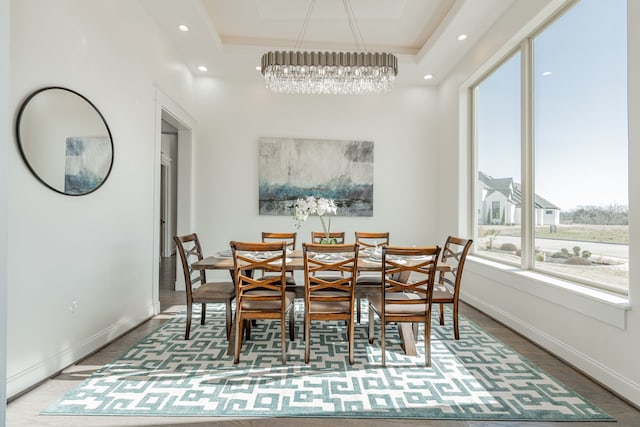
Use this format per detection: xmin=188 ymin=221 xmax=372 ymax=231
xmin=152 ymin=88 xmax=194 ymax=313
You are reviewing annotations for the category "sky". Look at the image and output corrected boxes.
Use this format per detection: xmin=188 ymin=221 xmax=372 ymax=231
xmin=477 ymin=0 xmax=628 ymax=211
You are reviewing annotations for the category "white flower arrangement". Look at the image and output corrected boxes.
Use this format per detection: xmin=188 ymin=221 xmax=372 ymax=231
xmin=292 ymin=196 xmax=337 ymax=241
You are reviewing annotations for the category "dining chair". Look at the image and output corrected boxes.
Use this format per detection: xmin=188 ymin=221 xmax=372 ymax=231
xmin=303 ymin=242 xmax=359 ymax=364
xmin=432 ymin=236 xmax=473 ymax=340
xmin=368 ymin=245 xmax=441 ymax=367
xmin=174 ymin=233 xmax=235 ymax=340
xmin=311 ymin=231 xmax=345 ymax=244
xmin=309 ymin=231 xmax=346 ymax=281
xmin=230 ymin=241 xmax=296 ymax=364
xmin=354 ymin=231 xmax=390 ymax=323
xmin=261 ymin=232 xmax=298 ymax=290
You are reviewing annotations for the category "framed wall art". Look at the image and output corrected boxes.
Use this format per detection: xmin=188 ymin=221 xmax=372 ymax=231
xmin=259 ymin=137 xmax=373 ymax=216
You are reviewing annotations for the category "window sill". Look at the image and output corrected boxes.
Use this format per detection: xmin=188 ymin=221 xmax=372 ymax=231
xmin=465 ymin=255 xmax=630 ymax=329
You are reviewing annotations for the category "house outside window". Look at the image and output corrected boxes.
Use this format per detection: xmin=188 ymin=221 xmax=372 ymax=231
xmin=471 ymin=0 xmax=628 ymax=293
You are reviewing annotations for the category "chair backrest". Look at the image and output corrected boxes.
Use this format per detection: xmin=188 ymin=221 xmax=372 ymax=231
xmin=381 ymin=245 xmax=441 ymax=310
xmin=439 ymin=236 xmax=473 ymax=298
xmin=311 ymin=231 xmax=345 ymax=244
xmin=355 ymin=231 xmax=389 ymax=253
xmin=230 ymin=241 xmax=288 ymax=305
xmin=303 ymin=243 xmax=359 ymax=301
xmin=262 ymin=232 xmax=297 ymax=250
xmin=174 ymin=233 xmax=205 ymax=302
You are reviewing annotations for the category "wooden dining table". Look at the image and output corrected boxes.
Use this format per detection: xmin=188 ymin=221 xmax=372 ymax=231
xmin=192 ymin=248 xmax=450 ymax=358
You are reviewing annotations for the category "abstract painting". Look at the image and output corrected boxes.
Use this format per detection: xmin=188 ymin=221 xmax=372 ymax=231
xmin=259 ymin=137 xmax=373 ymax=216
xmin=64 ymin=136 xmax=111 ymax=195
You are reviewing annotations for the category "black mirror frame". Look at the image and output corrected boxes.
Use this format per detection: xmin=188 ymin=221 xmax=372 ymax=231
xmin=15 ymin=86 xmax=114 ymax=196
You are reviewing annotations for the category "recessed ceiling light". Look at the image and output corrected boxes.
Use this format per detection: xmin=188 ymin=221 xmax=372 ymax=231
xmin=197 ymin=65 xmax=208 ymax=72
xmin=457 ymin=34 xmax=468 ymax=41
xmin=178 ymin=24 xmax=189 ymax=32
xmin=423 ymin=74 xmax=434 ymax=80
xmin=542 ymin=71 xmax=553 ymax=76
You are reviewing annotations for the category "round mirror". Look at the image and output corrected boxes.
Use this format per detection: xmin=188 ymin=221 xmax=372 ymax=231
xmin=15 ymin=87 xmax=114 ymax=196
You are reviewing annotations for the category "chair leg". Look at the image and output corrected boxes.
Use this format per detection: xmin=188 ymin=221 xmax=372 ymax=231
xmin=348 ymin=316 xmax=355 ymax=365
xmin=225 ymin=299 xmax=232 ymax=341
xmin=453 ymin=301 xmax=460 ymax=340
xmin=381 ymin=314 xmax=386 ymax=367
xmin=439 ymin=303 xmax=445 ymax=325
xmin=368 ymin=304 xmax=375 ymax=344
xmin=185 ymin=304 xmax=193 ymax=340
xmin=357 ymin=297 xmax=362 ymax=323
xmin=245 ymin=319 xmax=251 ymax=340
xmin=280 ymin=315 xmax=286 ymax=364
xmin=425 ymin=316 xmax=431 ymax=367
xmin=425 ymin=305 xmax=433 ymax=366
xmin=200 ymin=303 xmax=206 ymax=325
xmin=289 ymin=306 xmax=295 ymax=341
xmin=412 ymin=322 xmax=418 ymax=339
xmin=304 ymin=313 xmax=310 ymax=364
xmin=233 ymin=312 xmax=243 ymax=364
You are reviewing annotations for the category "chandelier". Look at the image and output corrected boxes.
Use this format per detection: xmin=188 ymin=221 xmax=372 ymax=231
xmin=260 ymin=0 xmax=398 ymax=95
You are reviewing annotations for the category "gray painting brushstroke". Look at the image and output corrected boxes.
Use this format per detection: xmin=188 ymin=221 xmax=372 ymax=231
xmin=64 ymin=136 xmax=111 ymax=195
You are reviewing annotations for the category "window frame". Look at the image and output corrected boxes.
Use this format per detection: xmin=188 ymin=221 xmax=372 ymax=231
xmin=469 ymin=0 xmax=629 ymax=296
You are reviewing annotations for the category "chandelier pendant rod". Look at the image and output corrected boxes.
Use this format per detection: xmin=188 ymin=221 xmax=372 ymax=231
xmin=294 ymin=0 xmax=317 ymax=52
xmin=343 ymin=0 xmax=367 ymax=52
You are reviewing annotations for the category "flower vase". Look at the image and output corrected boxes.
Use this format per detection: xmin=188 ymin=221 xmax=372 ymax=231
xmin=319 ymin=237 xmax=338 ymax=245
xmin=319 ymin=215 xmax=336 ymax=244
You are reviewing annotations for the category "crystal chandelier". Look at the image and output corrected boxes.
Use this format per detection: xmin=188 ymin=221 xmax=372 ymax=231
xmin=260 ymin=0 xmax=398 ymax=95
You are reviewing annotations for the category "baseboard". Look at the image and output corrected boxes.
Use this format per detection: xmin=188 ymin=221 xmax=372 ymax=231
xmin=462 ymin=293 xmax=640 ymax=408
xmin=7 ymin=303 xmax=155 ymax=399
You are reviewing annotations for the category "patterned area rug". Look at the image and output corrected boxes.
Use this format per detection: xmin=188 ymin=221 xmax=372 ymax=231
xmin=42 ymin=302 xmax=612 ymax=421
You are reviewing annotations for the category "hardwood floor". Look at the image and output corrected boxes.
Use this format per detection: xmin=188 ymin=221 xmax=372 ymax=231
xmin=6 ymin=256 xmax=640 ymax=426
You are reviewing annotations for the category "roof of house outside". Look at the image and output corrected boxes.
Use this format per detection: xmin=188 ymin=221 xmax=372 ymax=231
xmin=479 ymin=172 xmax=560 ymax=210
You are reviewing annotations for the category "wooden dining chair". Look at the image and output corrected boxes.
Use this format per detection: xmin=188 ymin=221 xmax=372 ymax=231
xmin=354 ymin=231 xmax=390 ymax=323
xmin=309 ymin=231 xmax=346 ymax=281
xmin=261 ymin=232 xmax=297 ymax=250
xmin=432 ymin=236 xmax=473 ymax=340
xmin=303 ymin=243 xmax=359 ymax=364
xmin=261 ymin=232 xmax=298 ymax=290
xmin=311 ymin=231 xmax=345 ymax=244
xmin=230 ymin=241 xmax=296 ymax=364
xmin=368 ymin=245 xmax=441 ymax=367
xmin=174 ymin=233 xmax=235 ymax=340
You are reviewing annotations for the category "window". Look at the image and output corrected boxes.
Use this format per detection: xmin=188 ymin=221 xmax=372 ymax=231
xmin=475 ymin=52 xmax=521 ymax=262
xmin=472 ymin=0 xmax=629 ymax=293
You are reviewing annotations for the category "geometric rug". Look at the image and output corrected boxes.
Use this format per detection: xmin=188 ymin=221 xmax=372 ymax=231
xmin=41 ymin=302 xmax=613 ymax=421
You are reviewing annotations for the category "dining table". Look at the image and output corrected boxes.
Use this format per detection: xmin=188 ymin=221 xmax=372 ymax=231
xmin=192 ymin=248 xmax=451 ymax=358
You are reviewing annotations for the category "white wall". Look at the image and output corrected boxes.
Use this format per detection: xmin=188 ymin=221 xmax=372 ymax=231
xmin=7 ymin=0 xmax=195 ymax=397
xmin=437 ymin=0 xmax=640 ymax=406
xmin=189 ymin=77 xmax=440 ymax=281
xmin=1 ymin=0 xmax=10 ymax=420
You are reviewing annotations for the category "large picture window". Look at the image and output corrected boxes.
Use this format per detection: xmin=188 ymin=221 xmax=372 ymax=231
xmin=475 ymin=52 xmax=521 ymax=263
xmin=472 ymin=0 xmax=628 ymax=293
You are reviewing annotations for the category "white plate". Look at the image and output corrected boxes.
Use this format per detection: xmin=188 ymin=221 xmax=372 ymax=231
xmin=365 ymin=257 xmax=407 ymax=265
xmin=269 ymin=258 xmax=292 ymax=265
xmin=314 ymin=254 xmax=346 ymax=262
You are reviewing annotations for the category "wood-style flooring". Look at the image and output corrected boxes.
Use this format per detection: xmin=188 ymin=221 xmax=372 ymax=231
xmin=6 ymin=256 xmax=640 ymax=426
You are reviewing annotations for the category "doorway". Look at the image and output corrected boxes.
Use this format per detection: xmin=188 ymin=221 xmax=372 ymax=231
xmin=152 ymin=89 xmax=195 ymax=314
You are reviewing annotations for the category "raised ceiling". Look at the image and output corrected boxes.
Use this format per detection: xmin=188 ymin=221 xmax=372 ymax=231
xmin=140 ymin=0 xmax=516 ymax=87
